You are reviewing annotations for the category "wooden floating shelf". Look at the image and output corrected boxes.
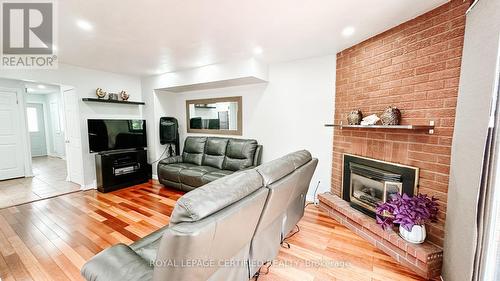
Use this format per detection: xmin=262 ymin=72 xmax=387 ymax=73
xmin=82 ymin=98 xmax=145 ymax=105
xmin=325 ymin=121 xmax=435 ymax=134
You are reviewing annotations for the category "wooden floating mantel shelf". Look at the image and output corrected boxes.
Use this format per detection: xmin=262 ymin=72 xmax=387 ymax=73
xmin=82 ymin=98 xmax=145 ymax=105
xmin=325 ymin=121 xmax=435 ymax=134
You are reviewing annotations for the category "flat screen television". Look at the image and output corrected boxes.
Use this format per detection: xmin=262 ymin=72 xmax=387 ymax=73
xmin=88 ymin=119 xmax=147 ymax=153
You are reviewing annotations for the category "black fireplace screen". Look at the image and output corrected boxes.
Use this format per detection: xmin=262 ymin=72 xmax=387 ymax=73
xmin=342 ymin=154 xmax=419 ymax=217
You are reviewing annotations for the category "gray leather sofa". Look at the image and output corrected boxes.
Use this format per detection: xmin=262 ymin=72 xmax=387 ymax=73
xmin=157 ymin=136 xmax=262 ymax=191
xmin=81 ymin=150 xmax=318 ymax=281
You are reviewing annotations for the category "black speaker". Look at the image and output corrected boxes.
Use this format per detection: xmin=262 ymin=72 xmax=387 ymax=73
xmin=159 ymin=117 xmax=180 ymax=156
xmin=160 ymin=117 xmax=178 ymax=144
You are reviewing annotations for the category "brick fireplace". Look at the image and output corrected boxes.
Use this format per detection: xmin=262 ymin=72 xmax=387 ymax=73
xmin=320 ymin=0 xmax=469 ymax=278
xmin=341 ymin=154 xmax=419 ymax=217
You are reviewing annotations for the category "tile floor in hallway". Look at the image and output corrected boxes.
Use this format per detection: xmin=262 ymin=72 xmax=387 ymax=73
xmin=0 ymin=156 xmax=81 ymax=209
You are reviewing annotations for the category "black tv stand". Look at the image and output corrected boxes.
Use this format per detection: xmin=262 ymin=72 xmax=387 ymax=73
xmin=95 ymin=149 xmax=150 ymax=193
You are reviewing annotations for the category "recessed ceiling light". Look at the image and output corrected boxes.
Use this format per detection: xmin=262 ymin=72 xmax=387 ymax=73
xmin=253 ymin=46 xmax=263 ymax=55
xmin=37 ymin=85 xmax=46 ymax=89
xmin=342 ymin=26 xmax=355 ymax=37
xmin=76 ymin=19 xmax=93 ymax=31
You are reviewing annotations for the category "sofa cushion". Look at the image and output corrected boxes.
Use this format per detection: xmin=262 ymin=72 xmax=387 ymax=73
xmin=202 ymin=138 xmax=229 ymax=169
xmin=158 ymin=155 xmax=182 ymax=165
xmin=285 ymin=150 xmax=312 ymax=169
xmin=201 ymin=170 xmax=234 ymax=184
xmin=179 ymin=166 xmax=219 ymax=187
xmin=256 ymin=150 xmax=312 ymax=186
xmin=223 ymin=139 xmax=258 ymax=171
xmin=182 ymin=137 xmax=207 ymax=165
xmin=158 ymin=163 xmax=197 ymax=182
xmin=170 ymin=169 xmax=263 ymax=224
xmin=256 ymin=157 xmax=295 ymax=186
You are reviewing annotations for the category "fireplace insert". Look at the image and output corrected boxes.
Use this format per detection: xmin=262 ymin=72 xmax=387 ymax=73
xmin=342 ymin=154 xmax=419 ymax=217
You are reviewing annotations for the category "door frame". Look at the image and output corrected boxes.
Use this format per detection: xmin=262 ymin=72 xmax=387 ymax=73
xmin=0 ymin=86 xmax=33 ymax=177
xmin=61 ymin=86 xmax=84 ymax=186
xmin=26 ymin=101 xmax=50 ymax=157
xmin=47 ymin=93 xmax=66 ymax=159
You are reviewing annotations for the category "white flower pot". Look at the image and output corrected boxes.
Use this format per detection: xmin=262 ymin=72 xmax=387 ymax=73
xmin=399 ymin=225 xmax=426 ymax=244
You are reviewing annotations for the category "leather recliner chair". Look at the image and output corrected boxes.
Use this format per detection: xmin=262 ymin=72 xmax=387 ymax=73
xmin=157 ymin=136 xmax=263 ymax=191
xmin=81 ymin=150 xmax=318 ymax=281
xmin=248 ymin=150 xmax=318 ymax=276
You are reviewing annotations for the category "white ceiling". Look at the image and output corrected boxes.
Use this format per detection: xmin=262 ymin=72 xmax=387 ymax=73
xmin=58 ymin=0 xmax=449 ymax=77
xmin=25 ymin=83 xmax=60 ymax=95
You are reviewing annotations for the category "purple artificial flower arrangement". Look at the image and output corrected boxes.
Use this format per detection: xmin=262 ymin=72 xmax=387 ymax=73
xmin=375 ymin=193 xmax=439 ymax=231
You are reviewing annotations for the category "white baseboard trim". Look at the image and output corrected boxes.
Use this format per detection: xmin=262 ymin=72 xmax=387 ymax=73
xmin=80 ymin=180 xmax=97 ymax=191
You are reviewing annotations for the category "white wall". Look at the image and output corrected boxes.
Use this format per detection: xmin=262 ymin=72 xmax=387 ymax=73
xmin=0 ymin=64 xmax=142 ymax=187
xmin=147 ymin=56 xmax=336 ymax=200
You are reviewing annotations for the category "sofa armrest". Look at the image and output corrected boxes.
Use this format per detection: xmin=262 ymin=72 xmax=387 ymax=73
xmin=158 ymin=155 xmax=182 ymax=165
xmin=81 ymin=244 xmax=153 ymax=281
xmin=253 ymin=145 xmax=263 ymax=166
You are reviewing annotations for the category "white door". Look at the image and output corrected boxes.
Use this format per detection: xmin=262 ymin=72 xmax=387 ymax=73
xmin=62 ymin=89 xmax=83 ymax=185
xmin=0 ymin=90 xmax=25 ymax=180
xmin=27 ymin=103 xmax=48 ymax=157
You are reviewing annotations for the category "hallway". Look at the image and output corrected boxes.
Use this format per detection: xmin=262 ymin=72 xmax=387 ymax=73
xmin=0 ymin=156 xmax=80 ymax=209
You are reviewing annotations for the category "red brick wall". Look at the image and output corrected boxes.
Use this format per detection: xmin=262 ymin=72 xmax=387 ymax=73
xmin=332 ymin=0 xmax=469 ymax=246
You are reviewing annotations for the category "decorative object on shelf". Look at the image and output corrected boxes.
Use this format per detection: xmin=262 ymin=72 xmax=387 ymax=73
xmin=119 ymin=90 xmax=129 ymax=101
xmin=376 ymin=193 xmax=439 ymax=244
xmin=108 ymin=93 xmax=119 ymax=101
xmin=347 ymin=110 xmax=363 ymax=125
xmin=96 ymin=88 xmax=107 ymax=99
xmin=360 ymin=114 xmax=380 ymax=126
xmin=380 ymin=106 xmax=402 ymax=125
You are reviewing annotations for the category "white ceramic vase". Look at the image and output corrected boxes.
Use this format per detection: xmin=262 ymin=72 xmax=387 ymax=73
xmin=399 ymin=225 xmax=426 ymax=244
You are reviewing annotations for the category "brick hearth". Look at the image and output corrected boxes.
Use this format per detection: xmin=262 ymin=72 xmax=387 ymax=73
xmin=319 ymin=193 xmax=443 ymax=279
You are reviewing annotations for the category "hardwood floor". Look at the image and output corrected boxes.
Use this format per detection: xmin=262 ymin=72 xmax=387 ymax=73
xmin=0 ymin=181 xmax=427 ymax=281
xmin=257 ymin=208 xmax=426 ymax=281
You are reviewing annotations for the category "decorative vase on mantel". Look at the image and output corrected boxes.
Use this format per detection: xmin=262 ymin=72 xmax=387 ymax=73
xmin=399 ymin=224 xmax=426 ymax=244
xmin=347 ymin=110 xmax=363 ymax=125
xmin=380 ymin=106 xmax=401 ymax=125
